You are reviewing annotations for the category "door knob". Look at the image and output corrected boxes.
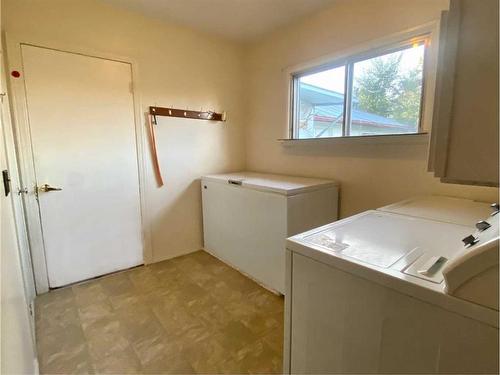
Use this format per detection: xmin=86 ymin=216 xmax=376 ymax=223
xmin=38 ymin=184 xmax=62 ymax=193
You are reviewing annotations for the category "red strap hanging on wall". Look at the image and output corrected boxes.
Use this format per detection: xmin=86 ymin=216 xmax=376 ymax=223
xmin=147 ymin=114 xmax=164 ymax=187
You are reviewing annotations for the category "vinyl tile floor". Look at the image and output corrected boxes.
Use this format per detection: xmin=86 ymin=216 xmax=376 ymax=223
xmin=35 ymin=250 xmax=284 ymax=374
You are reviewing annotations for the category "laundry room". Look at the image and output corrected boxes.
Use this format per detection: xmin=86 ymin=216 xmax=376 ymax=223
xmin=0 ymin=0 xmax=498 ymax=374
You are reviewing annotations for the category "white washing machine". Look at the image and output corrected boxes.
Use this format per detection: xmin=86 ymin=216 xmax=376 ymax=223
xmin=284 ymin=196 xmax=499 ymax=374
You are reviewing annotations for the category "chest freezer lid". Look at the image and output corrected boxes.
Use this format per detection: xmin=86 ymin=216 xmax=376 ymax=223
xmin=378 ymin=195 xmax=492 ymax=227
xmin=202 ymin=171 xmax=337 ymax=196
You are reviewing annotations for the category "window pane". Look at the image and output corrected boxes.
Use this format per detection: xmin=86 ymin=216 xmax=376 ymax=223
xmin=296 ymin=66 xmax=345 ymax=139
xmin=350 ymin=44 xmax=425 ymax=136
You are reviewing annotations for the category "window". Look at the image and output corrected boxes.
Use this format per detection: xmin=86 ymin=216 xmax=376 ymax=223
xmin=291 ymin=37 xmax=428 ymax=139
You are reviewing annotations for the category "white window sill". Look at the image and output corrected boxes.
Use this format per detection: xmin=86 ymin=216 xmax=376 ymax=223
xmin=279 ymin=132 xmax=429 ymax=146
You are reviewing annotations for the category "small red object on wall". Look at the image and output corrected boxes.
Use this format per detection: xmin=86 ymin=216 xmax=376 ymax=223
xmin=11 ymin=71 xmax=20 ymax=78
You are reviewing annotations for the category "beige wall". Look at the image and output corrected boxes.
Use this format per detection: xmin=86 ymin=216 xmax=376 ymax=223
xmin=2 ymin=0 xmax=498 ymax=268
xmin=244 ymin=0 xmax=498 ymax=218
xmin=2 ymin=0 xmax=246 ymax=262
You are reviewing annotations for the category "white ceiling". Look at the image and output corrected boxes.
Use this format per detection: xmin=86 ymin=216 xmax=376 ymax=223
xmin=102 ymin=0 xmax=337 ymax=42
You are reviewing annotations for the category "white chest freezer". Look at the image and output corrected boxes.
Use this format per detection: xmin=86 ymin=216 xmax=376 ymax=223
xmin=201 ymin=171 xmax=339 ymax=293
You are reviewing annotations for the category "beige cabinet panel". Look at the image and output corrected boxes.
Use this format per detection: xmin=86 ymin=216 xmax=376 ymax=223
xmin=430 ymin=0 xmax=499 ymax=186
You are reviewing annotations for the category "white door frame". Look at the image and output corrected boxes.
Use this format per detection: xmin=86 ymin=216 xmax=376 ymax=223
xmin=4 ymin=34 xmax=153 ymax=293
xmin=1 ymin=49 xmax=37 ymax=347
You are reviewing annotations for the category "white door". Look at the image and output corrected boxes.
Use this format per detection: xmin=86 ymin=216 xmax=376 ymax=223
xmin=21 ymin=45 xmax=143 ymax=288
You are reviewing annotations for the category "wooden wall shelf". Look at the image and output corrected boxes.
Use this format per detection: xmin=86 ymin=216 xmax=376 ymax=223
xmin=149 ymin=106 xmax=226 ymax=123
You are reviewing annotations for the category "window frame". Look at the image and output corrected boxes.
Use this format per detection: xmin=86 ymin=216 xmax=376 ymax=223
xmin=290 ymin=34 xmax=430 ymax=140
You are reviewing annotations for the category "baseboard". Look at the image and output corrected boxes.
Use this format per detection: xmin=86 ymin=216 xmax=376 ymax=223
xmin=33 ymin=357 xmax=39 ymax=375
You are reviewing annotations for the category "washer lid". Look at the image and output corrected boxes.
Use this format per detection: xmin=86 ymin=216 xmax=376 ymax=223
xmin=202 ymin=171 xmax=337 ymax=196
xmin=299 ymin=211 xmax=470 ymax=269
xmin=378 ymin=195 xmax=492 ymax=227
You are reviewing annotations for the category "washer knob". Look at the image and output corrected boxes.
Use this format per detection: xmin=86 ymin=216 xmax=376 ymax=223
xmin=462 ymin=234 xmax=479 ymax=247
xmin=491 ymin=203 xmax=499 ymax=216
xmin=475 ymin=220 xmax=491 ymax=231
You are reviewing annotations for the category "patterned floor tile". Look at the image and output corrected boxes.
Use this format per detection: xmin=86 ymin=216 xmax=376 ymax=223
xmin=36 ymin=250 xmax=284 ymax=374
